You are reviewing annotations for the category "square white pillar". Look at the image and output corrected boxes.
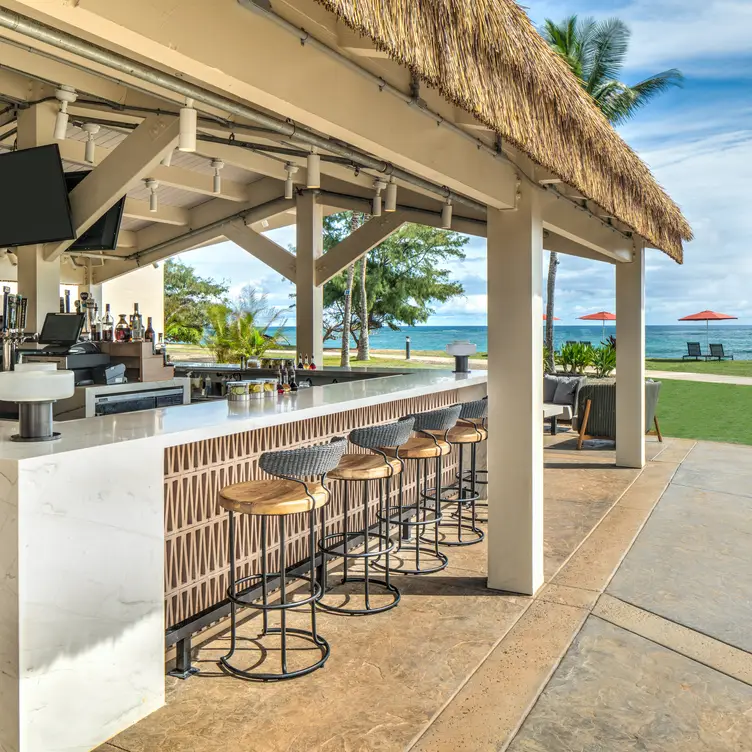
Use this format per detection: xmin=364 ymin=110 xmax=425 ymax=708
xmin=486 ymin=187 xmax=545 ymax=596
xmin=615 ymin=246 xmax=646 ymax=468
xmin=295 ymin=193 xmax=324 ymax=365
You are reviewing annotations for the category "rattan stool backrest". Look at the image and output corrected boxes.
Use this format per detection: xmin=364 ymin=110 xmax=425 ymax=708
xmin=259 ymin=436 xmax=348 ymax=478
xmin=409 ymin=404 xmax=462 ymax=434
xmin=349 ymin=416 xmax=415 ymax=450
xmin=460 ymin=398 xmax=488 ymax=420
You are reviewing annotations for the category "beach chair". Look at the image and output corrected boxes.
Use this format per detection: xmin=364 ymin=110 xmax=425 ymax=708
xmin=708 ymin=343 xmax=734 ymax=361
xmin=579 ymin=341 xmax=592 ymax=347
xmin=683 ymin=342 xmax=702 ymax=360
xmin=565 ymin=340 xmax=578 ymax=347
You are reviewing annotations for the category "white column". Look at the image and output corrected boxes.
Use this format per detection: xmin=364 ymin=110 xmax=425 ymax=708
xmin=486 ymin=186 xmax=544 ymax=596
xmin=295 ymin=192 xmax=324 ymax=365
xmin=16 ymin=102 xmax=61 ymax=331
xmin=615 ymin=245 xmax=646 ymax=468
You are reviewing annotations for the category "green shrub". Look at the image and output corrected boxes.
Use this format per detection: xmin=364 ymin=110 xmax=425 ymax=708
xmin=591 ymin=344 xmax=616 ymax=378
xmin=556 ymin=342 xmax=594 ymax=374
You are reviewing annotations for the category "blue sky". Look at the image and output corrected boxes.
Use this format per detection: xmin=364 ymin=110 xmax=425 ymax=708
xmin=180 ymin=0 xmax=752 ymax=326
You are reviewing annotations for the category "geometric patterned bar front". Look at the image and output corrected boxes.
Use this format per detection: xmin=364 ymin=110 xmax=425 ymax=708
xmin=164 ymin=389 xmax=464 ymax=629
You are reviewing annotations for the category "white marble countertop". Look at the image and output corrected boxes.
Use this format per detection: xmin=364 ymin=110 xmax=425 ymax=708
xmin=0 ymin=369 xmax=487 ymax=462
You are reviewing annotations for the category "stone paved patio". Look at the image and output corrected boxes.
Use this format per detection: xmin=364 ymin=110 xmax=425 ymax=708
xmin=98 ymin=435 xmax=752 ymax=752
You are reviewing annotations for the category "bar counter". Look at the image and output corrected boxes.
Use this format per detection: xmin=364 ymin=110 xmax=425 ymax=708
xmin=0 ymin=368 xmax=487 ymax=752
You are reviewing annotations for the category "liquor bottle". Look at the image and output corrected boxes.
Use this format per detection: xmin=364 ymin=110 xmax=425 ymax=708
xmin=91 ymin=305 xmax=101 ymax=342
xmin=144 ymin=317 xmax=155 ymax=343
xmin=102 ymin=304 xmax=114 ymax=342
xmin=115 ymin=313 xmax=131 ymax=342
xmin=309 ymin=353 xmax=317 ymax=371
xmin=303 ymin=354 xmax=310 ymax=370
xmin=297 ymin=352 xmax=304 ymax=370
xmin=59 ymin=297 xmax=65 ymax=313
xmin=131 ymin=303 xmax=144 ymax=341
xmin=288 ymin=366 xmax=298 ymax=392
xmin=276 ymin=367 xmax=284 ymax=395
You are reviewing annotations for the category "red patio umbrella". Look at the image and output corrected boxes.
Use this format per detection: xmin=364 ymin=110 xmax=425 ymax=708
xmin=543 ymin=314 xmax=560 ymax=320
xmin=578 ymin=311 xmax=615 ymax=339
xmin=678 ymin=310 xmax=737 ymax=349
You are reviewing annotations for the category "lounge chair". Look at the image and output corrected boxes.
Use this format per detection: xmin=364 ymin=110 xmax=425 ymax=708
xmin=708 ymin=343 xmax=734 ymax=361
xmin=683 ymin=342 xmax=702 ymax=360
xmin=565 ymin=340 xmax=578 ymax=347
xmin=579 ymin=341 xmax=592 ymax=346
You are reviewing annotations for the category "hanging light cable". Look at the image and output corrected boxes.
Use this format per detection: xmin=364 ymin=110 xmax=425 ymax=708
xmin=385 ymin=177 xmax=397 ymax=212
xmin=441 ymin=198 xmax=453 ymax=229
xmin=53 ymin=86 xmax=77 ymax=140
xmin=306 ymin=150 xmax=320 ymax=189
xmin=284 ymin=162 xmax=299 ymax=200
xmin=81 ymin=123 xmax=100 ymax=164
xmin=178 ymin=97 xmax=197 ymax=152
xmin=211 ymin=159 xmax=224 ymax=194
xmin=145 ymin=178 xmax=159 ymax=212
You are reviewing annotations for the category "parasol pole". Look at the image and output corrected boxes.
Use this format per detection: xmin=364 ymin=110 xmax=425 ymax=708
xmin=706 ymin=319 xmax=709 ymax=352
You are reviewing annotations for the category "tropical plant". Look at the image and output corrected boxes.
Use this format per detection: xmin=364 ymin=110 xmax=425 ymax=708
xmin=556 ymin=342 xmax=594 ymax=375
xmin=543 ymin=344 xmax=555 ymax=375
xmin=322 ymin=215 xmax=467 ymax=351
xmin=540 ymin=15 xmax=683 ymax=352
xmin=204 ymin=302 xmax=288 ymax=363
xmin=204 ymin=304 xmax=235 ymax=363
xmin=591 ymin=344 xmax=617 ymax=378
xmin=164 ymin=259 xmax=228 ymax=343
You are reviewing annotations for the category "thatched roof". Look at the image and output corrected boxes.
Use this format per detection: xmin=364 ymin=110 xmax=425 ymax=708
xmin=313 ymin=0 xmax=692 ymax=262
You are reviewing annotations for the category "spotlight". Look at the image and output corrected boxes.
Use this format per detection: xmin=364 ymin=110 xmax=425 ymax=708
xmin=146 ymin=178 xmax=159 ymax=212
xmin=161 ymin=149 xmax=174 ymax=167
xmin=81 ymin=123 xmax=100 ymax=164
xmin=178 ymin=97 xmax=197 ymax=152
xmin=211 ymin=158 xmax=224 ymax=194
xmin=385 ymin=178 xmax=397 ymax=212
xmin=53 ymin=86 xmax=77 ymax=141
xmin=441 ymin=199 xmax=453 ymax=229
xmin=284 ymin=162 xmax=299 ymax=200
xmin=372 ymin=179 xmax=386 ymax=217
xmin=306 ymin=151 xmax=320 ymax=189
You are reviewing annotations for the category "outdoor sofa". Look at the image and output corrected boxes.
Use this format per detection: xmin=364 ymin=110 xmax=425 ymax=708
xmin=575 ymin=379 xmax=662 ymax=450
xmin=543 ymin=374 xmax=586 ymax=434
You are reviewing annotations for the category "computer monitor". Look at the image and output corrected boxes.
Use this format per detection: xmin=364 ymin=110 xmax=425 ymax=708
xmin=39 ymin=313 xmax=85 ymax=346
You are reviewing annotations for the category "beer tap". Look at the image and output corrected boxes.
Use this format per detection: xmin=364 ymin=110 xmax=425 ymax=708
xmin=2 ymin=288 xmax=38 ymax=371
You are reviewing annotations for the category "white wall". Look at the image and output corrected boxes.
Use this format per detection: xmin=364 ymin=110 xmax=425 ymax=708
xmin=102 ymin=264 xmax=165 ymax=335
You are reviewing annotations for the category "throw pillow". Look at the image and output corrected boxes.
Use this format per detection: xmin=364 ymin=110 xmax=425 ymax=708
xmin=553 ymin=377 xmax=580 ymax=406
xmin=543 ymin=374 xmax=559 ymax=403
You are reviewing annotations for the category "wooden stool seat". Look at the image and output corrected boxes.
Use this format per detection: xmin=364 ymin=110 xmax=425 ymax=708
xmin=219 ymin=479 xmax=329 ymax=516
xmin=425 ymin=423 xmax=488 ymax=444
xmin=329 ymin=454 xmax=403 ymax=481
xmin=381 ymin=436 xmax=451 ymax=459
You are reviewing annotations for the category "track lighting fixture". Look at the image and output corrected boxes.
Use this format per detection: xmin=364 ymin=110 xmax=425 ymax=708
xmin=385 ymin=177 xmax=397 ymax=212
xmin=161 ymin=149 xmax=174 ymax=167
xmin=372 ymin=179 xmax=387 ymax=217
xmin=81 ymin=123 xmax=100 ymax=164
xmin=284 ymin=162 xmax=299 ymax=200
xmin=306 ymin=151 xmax=321 ymax=189
xmin=441 ymin=199 xmax=453 ymax=229
xmin=145 ymin=178 xmax=159 ymax=212
xmin=178 ymin=97 xmax=197 ymax=152
xmin=53 ymin=86 xmax=77 ymax=141
xmin=211 ymin=159 xmax=224 ymax=194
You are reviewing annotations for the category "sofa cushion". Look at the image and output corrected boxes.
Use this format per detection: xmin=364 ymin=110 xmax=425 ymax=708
xmin=543 ymin=374 xmax=559 ymax=403
xmin=553 ymin=377 xmax=580 ymax=406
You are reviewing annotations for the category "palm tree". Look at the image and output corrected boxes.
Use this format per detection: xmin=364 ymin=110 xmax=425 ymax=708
xmin=541 ymin=15 xmax=683 ymax=369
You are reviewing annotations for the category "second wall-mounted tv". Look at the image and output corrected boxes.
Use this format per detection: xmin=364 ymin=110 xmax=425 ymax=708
xmin=65 ymin=171 xmax=126 ymax=251
xmin=0 ymin=144 xmax=75 ymax=247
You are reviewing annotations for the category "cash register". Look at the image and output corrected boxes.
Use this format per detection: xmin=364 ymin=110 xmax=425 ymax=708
xmin=17 ymin=313 xmax=123 ymax=385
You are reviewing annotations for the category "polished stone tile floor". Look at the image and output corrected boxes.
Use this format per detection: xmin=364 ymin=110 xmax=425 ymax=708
xmin=100 ymin=437 xmax=752 ymax=752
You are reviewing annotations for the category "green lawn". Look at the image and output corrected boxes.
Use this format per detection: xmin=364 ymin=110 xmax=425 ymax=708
xmin=658 ymin=379 xmax=752 ymax=445
xmin=647 ymin=359 xmax=752 ymax=377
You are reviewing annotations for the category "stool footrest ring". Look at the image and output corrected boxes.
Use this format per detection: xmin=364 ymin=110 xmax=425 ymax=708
xmin=228 ymin=572 xmax=321 ymax=610
xmin=319 ymin=531 xmax=396 ymax=559
xmin=317 ymin=578 xmax=401 ymax=615
xmin=376 ymin=504 xmax=442 ymax=528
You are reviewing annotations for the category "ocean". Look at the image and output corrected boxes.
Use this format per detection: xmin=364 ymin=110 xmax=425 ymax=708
xmin=277 ymin=325 xmax=752 ymax=360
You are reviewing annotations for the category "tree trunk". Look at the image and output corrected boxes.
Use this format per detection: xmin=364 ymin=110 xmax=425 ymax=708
xmin=340 ymin=212 xmax=362 ymax=366
xmin=356 ymin=251 xmax=370 ymax=361
xmin=545 ymin=251 xmax=559 ymax=373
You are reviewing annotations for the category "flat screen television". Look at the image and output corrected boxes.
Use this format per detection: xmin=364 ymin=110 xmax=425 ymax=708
xmin=65 ymin=170 xmax=126 ymax=251
xmin=0 ymin=144 xmax=75 ymax=247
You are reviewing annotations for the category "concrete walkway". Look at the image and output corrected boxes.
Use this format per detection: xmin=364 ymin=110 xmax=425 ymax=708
xmin=647 ymin=369 xmax=752 ymax=386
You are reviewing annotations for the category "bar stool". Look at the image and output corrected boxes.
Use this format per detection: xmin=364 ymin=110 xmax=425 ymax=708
xmin=318 ymin=417 xmax=415 ymax=615
xmin=459 ymin=398 xmax=489 ymax=522
xmin=377 ymin=405 xmax=462 ymax=575
xmin=217 ymin=436 xmax=347 ymax=681
xmin=427 ymin=398 xmax=488 ymax=544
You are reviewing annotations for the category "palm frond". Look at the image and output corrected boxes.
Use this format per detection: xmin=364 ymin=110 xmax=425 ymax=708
xmin=582 ymin=18 xmax=630 ymax=94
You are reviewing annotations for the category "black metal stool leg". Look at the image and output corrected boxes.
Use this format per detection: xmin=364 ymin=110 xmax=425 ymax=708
xmin=226 ymin=511 xmax=237 ymax=659
xmin=470 ymin=443 xmax=478 ymax=530
xmin=384 ymin=477 xmax=391 ymax=589
xmin=400 ymin=469 xmax=409 ymax=542
xmin=363 ymin=479 xmax=370 ymax=610
xmin=457 ymin=444 xmax=464 ymax=543
xmin=343 ymin=481 xmax=350 ymax=582
xmin=309 ymin=507 xmax=320 ymax=644
xmin=434 ymin=455 xmax=442 ymax=554
xmin=279 ymin=516 xmax=287 ymax=676
xmin=261 ymin=516 xmax=268 ymax=635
